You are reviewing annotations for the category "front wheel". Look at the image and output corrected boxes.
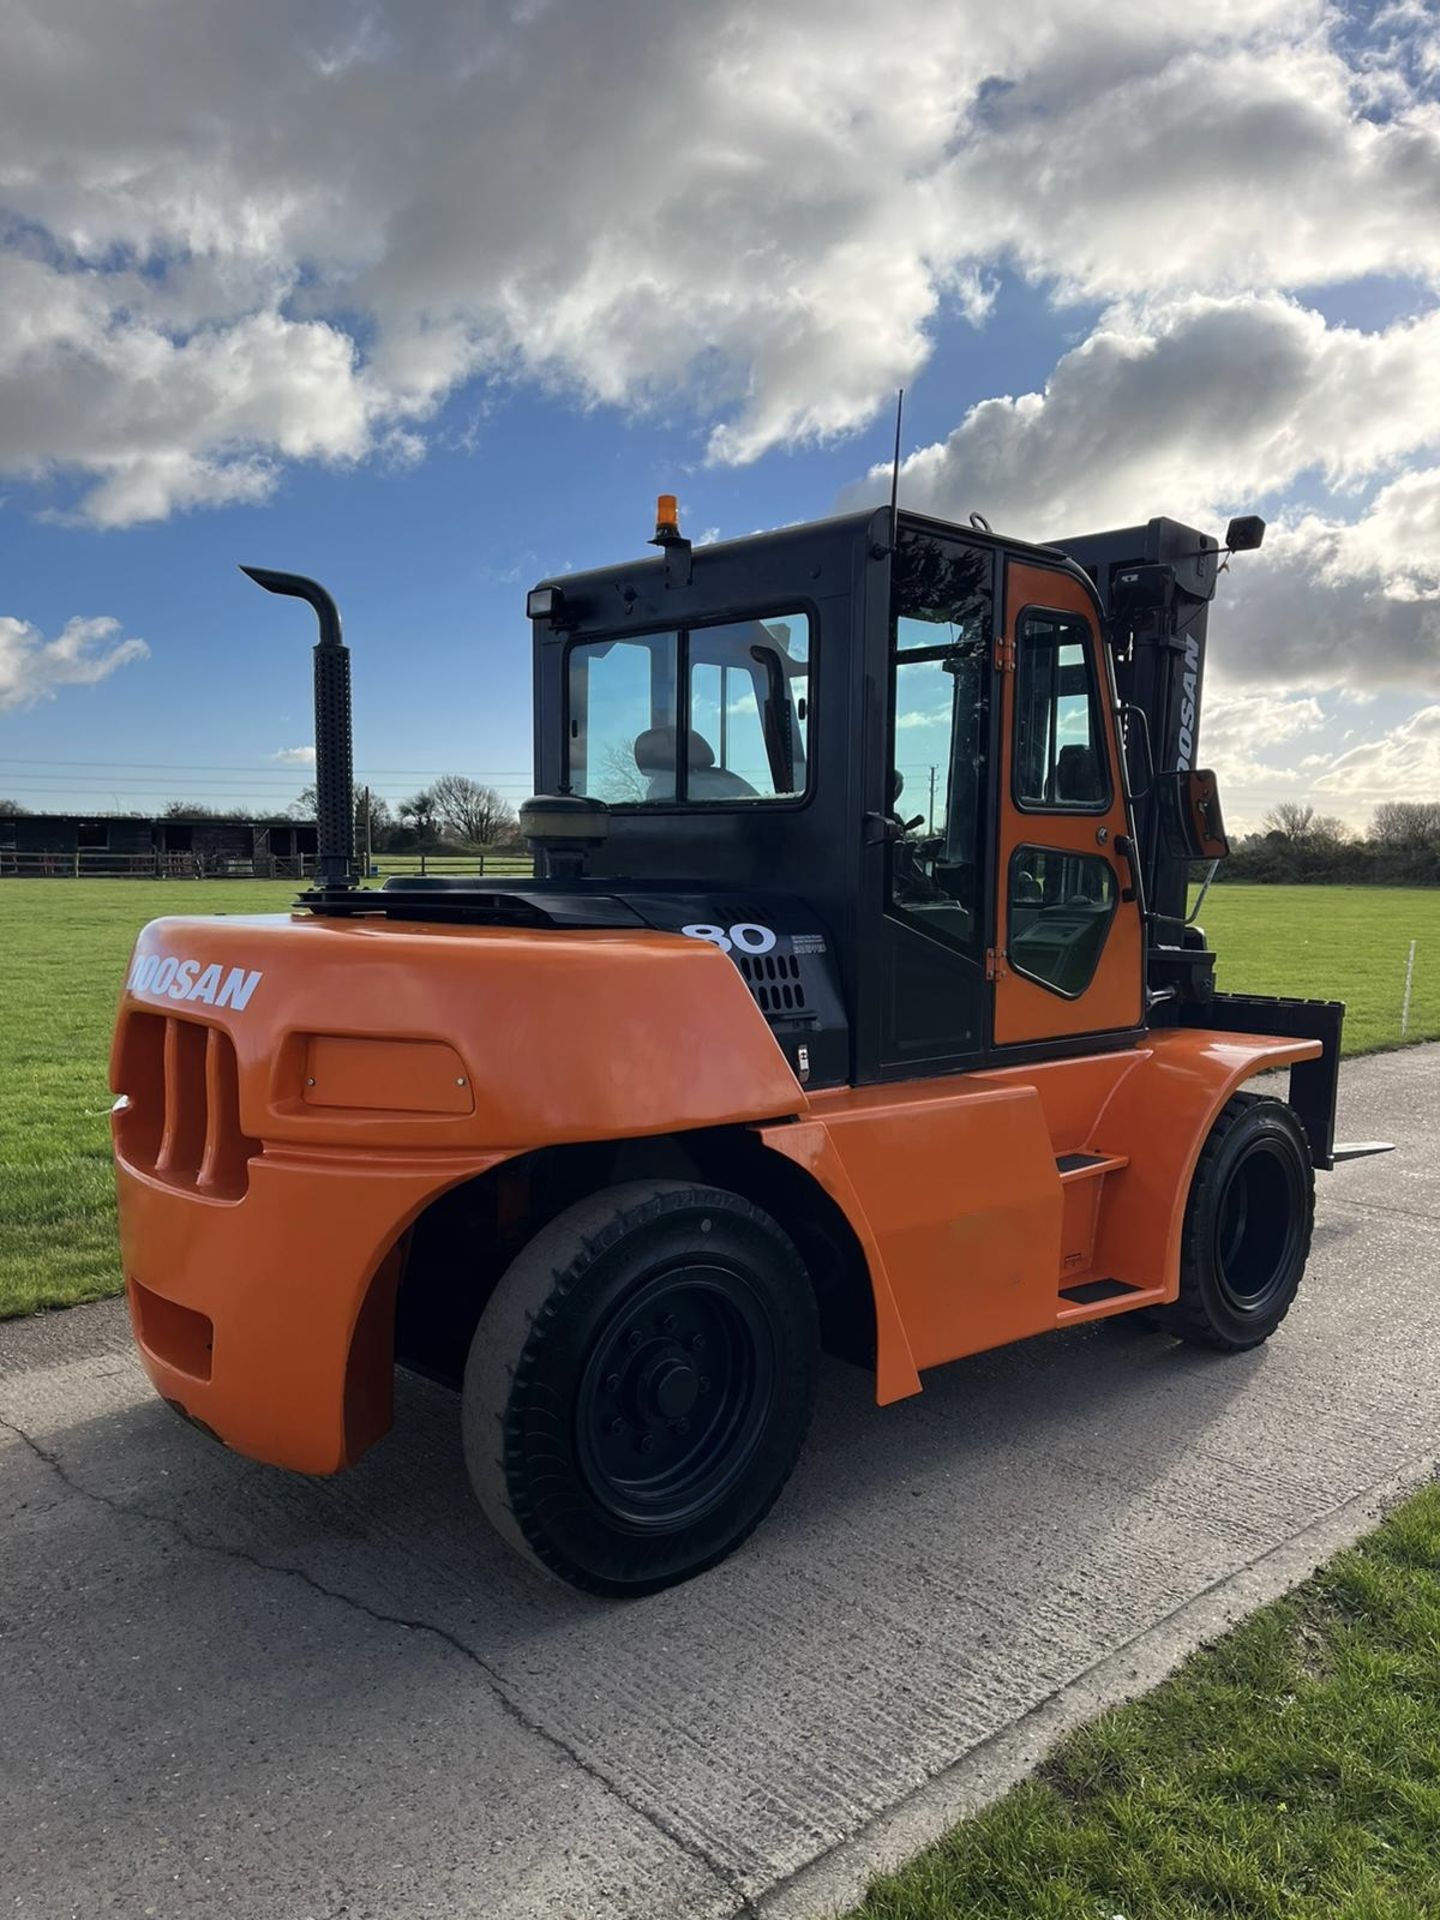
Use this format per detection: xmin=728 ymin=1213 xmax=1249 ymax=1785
xmin=1147 ymin=1092 xmax=1315 ymax=1351
xmin=463 ymin=1181 xmax=819 ymax=1596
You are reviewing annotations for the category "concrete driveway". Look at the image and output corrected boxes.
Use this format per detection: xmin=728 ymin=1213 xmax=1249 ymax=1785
xmin=3 ymin=1044 xmax=1438 ymax=1919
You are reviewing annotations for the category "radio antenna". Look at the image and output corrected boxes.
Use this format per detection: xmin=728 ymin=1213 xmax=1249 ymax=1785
xmin=888 ymin=388 xmax=905 ymax=551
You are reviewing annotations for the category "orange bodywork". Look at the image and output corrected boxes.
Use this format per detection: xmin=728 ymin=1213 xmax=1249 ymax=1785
xmin=768 ymin=1031 xmax=1320 ymax=1400
xmin=112 ymin=910 xmax=1321 ymax=1472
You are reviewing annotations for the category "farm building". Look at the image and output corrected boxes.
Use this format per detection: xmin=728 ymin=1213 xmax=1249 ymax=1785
xmin=0 ymin=813 xmax=319 ymax=878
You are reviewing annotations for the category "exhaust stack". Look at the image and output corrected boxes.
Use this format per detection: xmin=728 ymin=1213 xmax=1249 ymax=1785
xmin=241 ymin=566 xmax=356 ymax=890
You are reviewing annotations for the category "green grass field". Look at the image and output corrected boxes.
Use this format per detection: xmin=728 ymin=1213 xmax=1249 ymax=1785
xmin=1198 ymin=884 xmax=1439 ymax=1055
xmin=1 ymin=880 xmax=1436 ymax=1319
xmin=0 ymin=879 xmax=298 ymax=1318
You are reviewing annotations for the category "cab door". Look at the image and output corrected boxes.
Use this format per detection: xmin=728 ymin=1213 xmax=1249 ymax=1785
xmin=992 ymin=560 xmax=1143 ymax=1047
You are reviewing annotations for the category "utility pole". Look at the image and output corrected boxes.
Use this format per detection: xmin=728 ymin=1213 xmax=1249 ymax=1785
xmin=362 ymin=784 xmax=373 ymax=876
xmin=928 ymin=765 xmax=937 ymax=833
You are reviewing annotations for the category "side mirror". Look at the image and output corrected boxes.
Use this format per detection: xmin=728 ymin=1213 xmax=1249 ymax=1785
xmin=1157 ymin=768 xmax=1229 ymax=861
xmin=1224 ymin=515 xmax=1265 ymax=553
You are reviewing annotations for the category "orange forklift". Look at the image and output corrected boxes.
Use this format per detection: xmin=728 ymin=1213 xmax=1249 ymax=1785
xmin=112 ymin=496 xmax=1352 ymax=1594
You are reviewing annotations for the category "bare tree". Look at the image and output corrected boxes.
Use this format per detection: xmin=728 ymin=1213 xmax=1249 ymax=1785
xmin=398 ymin=788 xmax=440 ymax=840
xmin=597 ymin=742 xmax=648 ymax=804
xmin=1261 ymin=803 xmax=1346 ymax=847
xmin=1371 ymin=800 xmax=1440 ymax=849
xmin=430 ymin=774 xmax=516 ymax=845
xmin=1261 ymin=802 xmax=1315 ymax=840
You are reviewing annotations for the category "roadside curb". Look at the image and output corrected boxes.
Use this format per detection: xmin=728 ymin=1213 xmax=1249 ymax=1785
xmin=759 ymin=1452 xmax=1440 ymax=1920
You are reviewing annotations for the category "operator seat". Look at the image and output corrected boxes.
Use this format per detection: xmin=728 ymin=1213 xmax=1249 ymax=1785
xmin=1055 ymin=744 xmax=1102 ymax=804
xmin=634 ymin=726 xmax=758 ymax=801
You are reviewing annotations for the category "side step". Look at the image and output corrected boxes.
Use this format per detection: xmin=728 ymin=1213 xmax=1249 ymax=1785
xmin=1053 ymin=1151 xmax=1152 ymax=1321
xmin=1055 ymin=1272 xmax=1165 ymax=1324
xmin=1056 ymin=1150 xmax=1129 ymax=1182
xmin=1058 ymin=1276 xmax=1143 ymax=1307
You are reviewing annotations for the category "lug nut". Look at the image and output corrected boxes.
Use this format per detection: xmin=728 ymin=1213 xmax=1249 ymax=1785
xmin=662 ymin=1312 xmax=678 ymax=1333
xmin=639 ymin=1434 xmax=656 ymax=1454
xmin=610 ymin=1417 xmax=625 ymax=1434
xmin=605 ymin=1373 xmax=621 ymax=1393
xmin=698 ymin=1376 xmax=711 ymax=1395
xmin=676 ymin=1418 xmax=690 ymax=1435
xmin=627 ymin=1329 xmax=644 ymax=1351
xmin=690 ymin=1334 xmax=706 ymax=1352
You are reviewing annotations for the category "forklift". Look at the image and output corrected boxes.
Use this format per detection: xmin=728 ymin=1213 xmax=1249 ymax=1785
xmin=111 ymin=494 xmax=1348 ymax=1594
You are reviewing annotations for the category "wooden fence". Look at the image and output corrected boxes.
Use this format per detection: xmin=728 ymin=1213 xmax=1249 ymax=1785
xmin=1 ymin=850 xmax=535 ymax=880
xmin=369 ymin=853 xmax=534 ymax=879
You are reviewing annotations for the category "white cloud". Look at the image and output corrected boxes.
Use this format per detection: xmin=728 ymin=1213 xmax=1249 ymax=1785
xmin=0 ymin=255 xmax=381 ymax=524
xmin=839 ymin=297 xmax=1440 ymax=697
xmin=269 ymin=745 xmax=317 ymax=766
xmin=1218 ymin=469 xmax=1440 ymax=692
xmin=1 ymin=0 xmax=1438 ymax=518
xmin=1179 ymin=689 xmax=1318 ymax=826
xmin=1312 ymin=703 xmax=1440 ymax=804
xmin=1188 ymin=691 xmax=1440 ymax=834
xmin=946 ymin=22 xmax=1440 ymax=307
xmin=854 ymin=295 xmax=1440 ymax=536
xmin=1201 ymin=690 xmax=1326 ymax=786
xmin=0 ymin=614 xmax=148 ymax=710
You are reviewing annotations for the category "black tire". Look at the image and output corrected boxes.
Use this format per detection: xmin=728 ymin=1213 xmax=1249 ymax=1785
xmin=462 ymin=1181 xmax=819 ymax=1597
xmin=1145 ymin=1092 xmax=1314 ymax=1351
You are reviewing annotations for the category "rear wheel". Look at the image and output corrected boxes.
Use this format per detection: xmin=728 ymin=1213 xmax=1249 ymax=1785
xmin=1146 ymin=1092 xmax=1314 ymax=1350
xmin=463 ymin=1181 xmax=818 ymax=1596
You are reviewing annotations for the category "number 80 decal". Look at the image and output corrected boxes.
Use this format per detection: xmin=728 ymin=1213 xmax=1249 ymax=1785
xmin=680 ymin=922 xmax=777 ymax=955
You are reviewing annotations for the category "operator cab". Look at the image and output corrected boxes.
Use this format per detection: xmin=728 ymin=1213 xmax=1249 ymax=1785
xmin=517 ymin=498 xmax=1165 ymax=1087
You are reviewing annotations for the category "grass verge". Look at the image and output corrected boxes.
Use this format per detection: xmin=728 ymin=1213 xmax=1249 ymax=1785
xmin=851 ymin=1479 xmax=1440 ymax=1920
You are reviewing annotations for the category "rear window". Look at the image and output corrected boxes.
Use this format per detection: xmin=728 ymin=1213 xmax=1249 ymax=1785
xmin=566 ymin=613 xmax=810 ymax=805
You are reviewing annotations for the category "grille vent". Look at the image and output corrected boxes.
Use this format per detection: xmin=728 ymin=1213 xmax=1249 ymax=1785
xmin=116 ymin=1013 xmax=258 ymax=1200
xmin=734 ymin=949 xmax=810 ymax=1018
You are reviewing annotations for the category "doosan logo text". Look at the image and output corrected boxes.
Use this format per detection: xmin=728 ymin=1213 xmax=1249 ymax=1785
xmin=1175 ymin=634 xmax=1201 ymax=771
xmin=127 ymin=953 xmax=263 ymax=1010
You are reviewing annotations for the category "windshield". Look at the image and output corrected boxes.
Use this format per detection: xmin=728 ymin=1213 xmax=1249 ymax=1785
xmin=566 ymin=613 xmax=810 ymax=804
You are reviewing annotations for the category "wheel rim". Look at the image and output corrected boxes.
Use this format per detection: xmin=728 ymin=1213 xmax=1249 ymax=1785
xmin=1213 ymin=1139 xmax=1304 ymax=1316
xmin=574 ymin=1260 xmax=776 ymax=1532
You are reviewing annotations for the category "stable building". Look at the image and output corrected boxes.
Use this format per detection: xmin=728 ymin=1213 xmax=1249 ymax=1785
xmin=0 ymin=813 xmax=319 ymax=877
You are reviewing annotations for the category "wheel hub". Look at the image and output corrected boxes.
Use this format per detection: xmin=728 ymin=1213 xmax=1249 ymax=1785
xmin=642 ymin=1353 xmax=700 ymax=1422
xmin=574 ymin=1262 xmax=774 ymax=1531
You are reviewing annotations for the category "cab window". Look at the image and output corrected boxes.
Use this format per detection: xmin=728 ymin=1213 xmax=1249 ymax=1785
xmin=1013 ymin=611 xmax=1109 ymax=811
xmin=888 ymin=530 xmax=992 ymax=953
xmin=1007 ymin=846 xmax=1117 ymax=996
xmin=567 ymin=615 xmax=809 ymax=804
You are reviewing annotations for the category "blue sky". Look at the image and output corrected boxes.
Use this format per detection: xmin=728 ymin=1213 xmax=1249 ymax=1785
xmin=0 ymin=274 xmax=1084 ymax=819
xmin=2 ymin=0 xmax=1437 ymax=830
